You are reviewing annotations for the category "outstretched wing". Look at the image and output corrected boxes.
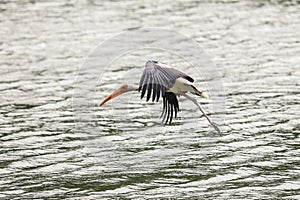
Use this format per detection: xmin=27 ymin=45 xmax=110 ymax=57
xmin=139 ymin=60 xmax=193 ymax=102
xmin=138 ymin=60 xmax=193 ymax=124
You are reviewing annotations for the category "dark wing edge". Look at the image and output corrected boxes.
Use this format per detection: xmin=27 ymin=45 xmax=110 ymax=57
xmin=169 ymin=68 xmax=194 ymax=83
xmin=182 ymin=74 xmax=194 ymax=83
xmin=160 ymin=92 xmax=179 ymax=124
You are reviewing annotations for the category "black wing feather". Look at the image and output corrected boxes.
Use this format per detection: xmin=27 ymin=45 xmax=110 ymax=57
xmin=152 ymin=83 xmax=156 ymax=102
xmin=141 ymin=84 xmax=147 ymax=99
xmin=155 ymin=83 xmax=160 ymax=102
xmin=170 ymin=102 xmax=173 ymax=124
xmin=166 ymin=102 xmax=171 ymax=124
xmin=160 ymin=96 xmax=166 ymax=118
xmin=146 ymin=77 xmax=152 ymax=101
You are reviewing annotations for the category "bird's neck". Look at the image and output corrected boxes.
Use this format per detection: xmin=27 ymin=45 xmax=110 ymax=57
xmin=126 ymin=84 xmax=139 ymax=92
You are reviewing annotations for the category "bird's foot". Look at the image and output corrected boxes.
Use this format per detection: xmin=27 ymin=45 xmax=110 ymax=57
xmin=210 ymin=122 xmax=221 ymax=135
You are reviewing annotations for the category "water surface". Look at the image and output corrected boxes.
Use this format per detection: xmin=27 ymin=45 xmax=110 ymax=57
xmin=0 ymin=0 xmax=299 ymax=199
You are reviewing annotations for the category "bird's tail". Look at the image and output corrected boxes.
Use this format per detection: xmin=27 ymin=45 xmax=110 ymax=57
xmin=191 ymin=85 xmax=209 ymax=98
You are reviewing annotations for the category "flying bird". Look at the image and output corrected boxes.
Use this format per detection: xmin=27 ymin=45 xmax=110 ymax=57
xmin=100 ymin=60 xmax=220 ymax=133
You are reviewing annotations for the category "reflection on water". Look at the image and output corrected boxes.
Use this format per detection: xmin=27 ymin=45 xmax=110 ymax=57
xmin=0 ymin=0 xmax=299 ymax=199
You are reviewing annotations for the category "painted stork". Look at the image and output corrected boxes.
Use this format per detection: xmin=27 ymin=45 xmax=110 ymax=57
xmin=100 ymin=60 xmax=220 ymax=133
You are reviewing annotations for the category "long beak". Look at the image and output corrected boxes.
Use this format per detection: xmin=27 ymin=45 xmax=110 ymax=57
xmin=100 ymin=84 xmax=127 ymax=106
xmin=100 ymin=88 xmax=123 ymax=107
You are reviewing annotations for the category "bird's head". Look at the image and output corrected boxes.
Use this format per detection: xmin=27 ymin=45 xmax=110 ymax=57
xmin=100 ymin=83 xmax=137 ymax=106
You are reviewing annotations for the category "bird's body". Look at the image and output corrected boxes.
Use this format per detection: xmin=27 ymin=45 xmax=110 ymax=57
xmin=168 ymin=77 xmax=191 ymax=93
xmin=100 ymin=60 xmax=220 ymax=133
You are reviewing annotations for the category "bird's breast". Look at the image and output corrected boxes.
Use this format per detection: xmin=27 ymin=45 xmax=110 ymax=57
xmin=168 ymin=77 xmax=193 ymax=94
